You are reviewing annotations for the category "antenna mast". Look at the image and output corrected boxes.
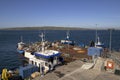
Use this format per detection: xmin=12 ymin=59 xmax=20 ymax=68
xmin=66 ymin=30 xmax=70 ymax=40
xmin=40 ymin=33 xmax=45 ymax=52
xmin=95 ymin=24 xmax=98 ymax=43
xmin=21 ymin=36 xmax=23 ymax=42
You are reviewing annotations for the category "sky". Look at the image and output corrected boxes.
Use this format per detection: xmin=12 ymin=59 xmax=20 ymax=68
xmin=0 ymin=0 xmax=120 ymax=29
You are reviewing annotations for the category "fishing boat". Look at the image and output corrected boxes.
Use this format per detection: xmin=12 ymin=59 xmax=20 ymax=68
xmin=17 ymin=36 xmax=25 ymax=54
xmin=95 ymin=27 xmax=104 ymax=48
xmin=95 ymin=37 xmax=104 ymax=48
xmin=61 ymin=31 xmax=75 ymax=45
xmin=22 ymin=33 xmax=62 ymax=74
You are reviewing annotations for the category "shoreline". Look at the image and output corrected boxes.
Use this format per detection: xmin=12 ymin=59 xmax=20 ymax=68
xmin=1 ymin=26 xmax=118 ymax=30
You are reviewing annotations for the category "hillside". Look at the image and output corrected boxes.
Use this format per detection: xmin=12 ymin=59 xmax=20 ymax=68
xmin=0 ymin=26 xmax=90 ymax=30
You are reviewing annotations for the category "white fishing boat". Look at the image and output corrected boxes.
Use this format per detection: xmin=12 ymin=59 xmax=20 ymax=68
xmin=17 ymin=36 xmax=25 ymax=54
xmin=95 ymin=28 xmax=104 ymax=48
xmin=61 ymin=30 xmax=75 ymax=45
xmin=23 ymin=33 xmax=62 ymax=74
xmin=95 ymin=37 xmax=104 ymax=48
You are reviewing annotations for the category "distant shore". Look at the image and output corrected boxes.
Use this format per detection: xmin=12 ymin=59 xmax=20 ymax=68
xmin=0 ymin=26 xmax=90 ymax=30
xmin=0 ymin=26 xmax=119 ymax=30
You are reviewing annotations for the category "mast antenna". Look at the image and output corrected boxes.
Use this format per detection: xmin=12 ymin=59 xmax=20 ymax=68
xmin=95 ymin=24 xmax=98 ymax=43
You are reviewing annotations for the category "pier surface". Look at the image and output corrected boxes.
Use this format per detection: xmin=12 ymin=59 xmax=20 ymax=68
xmin=32 ymin=59 xmax=120 ymax=80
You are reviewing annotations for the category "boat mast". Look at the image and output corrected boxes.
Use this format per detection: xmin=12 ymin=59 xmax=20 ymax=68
xmin=66 ymin=30 xmax=70 ymax=40
xmin=95 ymin=24 xmax=98 ymax=44
xmin=66 ymin=30 xmax=70 ymax=54
xmin=40 ymin=33 xmax=45 ymax=52
xmin=97 ymin=37 xmax=100 ymax=43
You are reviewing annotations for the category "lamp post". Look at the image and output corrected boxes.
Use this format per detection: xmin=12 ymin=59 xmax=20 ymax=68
xmin=109 ymin=29 xmax=112 ymax=54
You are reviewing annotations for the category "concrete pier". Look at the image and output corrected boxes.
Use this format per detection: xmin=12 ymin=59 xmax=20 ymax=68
xmin=32 ymin=59 xmax=120 ymax=80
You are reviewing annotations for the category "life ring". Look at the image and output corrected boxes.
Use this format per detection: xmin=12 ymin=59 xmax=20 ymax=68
xmin=106 ymin=61 xmax=114 ymax=69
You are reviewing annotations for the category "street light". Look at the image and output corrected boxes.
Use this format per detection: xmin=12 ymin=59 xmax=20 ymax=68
xmin=109 ymin=28 xmax=114 ymax=54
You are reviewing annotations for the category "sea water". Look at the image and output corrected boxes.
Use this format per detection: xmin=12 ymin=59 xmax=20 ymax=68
xmin=0 ymin=30 xmax=120 ymax=73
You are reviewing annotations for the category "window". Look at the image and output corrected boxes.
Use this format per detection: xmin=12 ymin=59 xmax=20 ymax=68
xmin=35 ymin=62 xmax=37 ymax=66
xmin=32 ymin=61 xmax=34 ymax=65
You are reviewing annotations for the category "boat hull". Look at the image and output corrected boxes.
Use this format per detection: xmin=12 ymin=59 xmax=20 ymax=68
xmin=17 ymin=49 xmax=24 ymax=54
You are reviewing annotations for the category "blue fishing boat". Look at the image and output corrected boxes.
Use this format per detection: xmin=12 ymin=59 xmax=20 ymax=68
xmin=95 ymin=27 xmax=104 ymax=48
xmin=95 ymin=37 xmax=104 ymax=47
xmin=17 ymin=36 xmax=25 ymax=54
xmin=17 ymin=49 xmax=24 ymax=54
xmin=23 ymin=33 xmax=63 ymax=74
xmin=61 ymin=31 xmax=75 ymax=45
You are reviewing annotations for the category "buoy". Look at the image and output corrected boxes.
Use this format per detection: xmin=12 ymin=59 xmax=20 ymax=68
xmin=106 ymin=61 xmax=114 ymax=69
xmin=2 ymin=68 xmax=8 ymax=80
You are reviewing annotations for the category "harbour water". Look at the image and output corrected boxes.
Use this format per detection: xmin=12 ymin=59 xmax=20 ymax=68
xmin=0 ymin=30 xmax=120 ymax=73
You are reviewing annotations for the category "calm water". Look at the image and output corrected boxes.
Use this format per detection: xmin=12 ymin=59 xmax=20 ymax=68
xmin=0 ymin=30 xmax=120 ymax=73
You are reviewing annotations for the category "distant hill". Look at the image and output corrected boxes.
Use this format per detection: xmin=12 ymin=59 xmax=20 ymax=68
xmin=0 ymin=26 xmax=90 ymax=30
